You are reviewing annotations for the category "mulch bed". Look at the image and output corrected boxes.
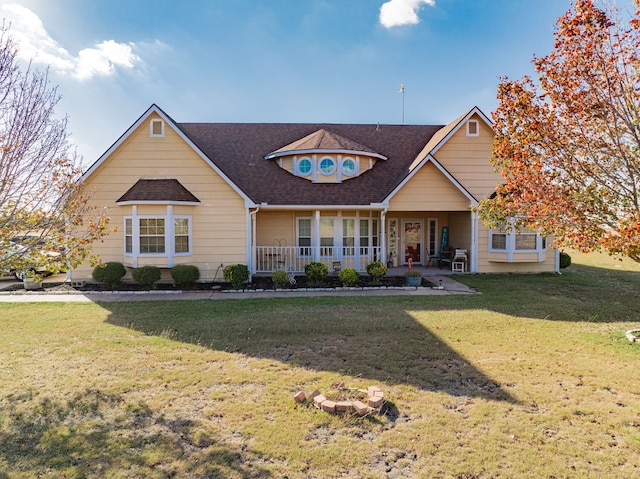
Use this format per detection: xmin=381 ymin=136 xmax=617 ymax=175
xmin=6 ymin=274 xmax=432 ymax=292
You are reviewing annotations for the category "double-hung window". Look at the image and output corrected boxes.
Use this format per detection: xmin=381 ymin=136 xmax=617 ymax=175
xmin=297 ymin=218 xmax=311 ymax=256
xmin=140 ymin=218 xmax=165 ymax=253
xmin=343 ymin=219 xmax=355 ymax=256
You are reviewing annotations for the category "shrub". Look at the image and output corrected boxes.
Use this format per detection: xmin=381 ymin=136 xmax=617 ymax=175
xmin=404 ymin=270 xmax=422 ymax=277
xmin=339 ymin=268 xmax=359 ymax=287
xmin=304 ymin=262 xmax=328 ymax=287
xmin=223 ymin=264 xmax=250 ymax=290
xmin=271 ymin=269 xmax=289 ymax=289
xmin=560 ymin=251 xmax=572 ymax=269
xmin=171 ymin=264 xmax=200 ymax=289
xmin=132 ymin=265 xmax=161 ymax=289
xmin=92 ymin=262 xmax=126 ymax=289
xmin=366 ymin=261 xmax=387 ymax=284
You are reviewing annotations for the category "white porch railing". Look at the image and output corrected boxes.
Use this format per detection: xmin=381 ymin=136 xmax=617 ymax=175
xmin=255 ymin=246 xmax=382 ymax=274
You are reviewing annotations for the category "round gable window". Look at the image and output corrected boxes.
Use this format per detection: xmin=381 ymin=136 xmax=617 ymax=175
xmin=298 ymin=157 xmax=312 ymax=176
xmin=342 ymin=158 xmax=355 ymax=176
xmin=319 ymin=157 xmax=336 ymax=175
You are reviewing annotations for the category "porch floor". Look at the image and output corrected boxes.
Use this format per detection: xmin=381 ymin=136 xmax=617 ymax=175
xmin=384 ymin=264 xmax=460 ymax=276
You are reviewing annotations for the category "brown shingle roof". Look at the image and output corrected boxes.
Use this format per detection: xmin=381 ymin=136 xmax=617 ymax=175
xmin=117 ymin=179 xmax=200 ymax=203
xmin=266 ymin=128 xmax=385 ymax=159
xmin=177 ymin=123 xmax=443 ymax=206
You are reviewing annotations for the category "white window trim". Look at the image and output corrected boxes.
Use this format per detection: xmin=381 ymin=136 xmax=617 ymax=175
xmin=173 ymin=216 xmax=193 ymax=256
xmin=296 ymin=156 xmax=312 ymax=177
xmin=466 ymin=119 xmax=479 ymax=137
xmin=124 ymin=208 xmax=192 ymax=267
xmin=296 ymin=217 xmax=312 ymax=257
xmin=488 ymin=224 xmax=547 ymax=261
xmin=150 ymin=119 xmax=165 ymax=137
xmin=318 ymin=156 xmax=337 ymax=176
xmin=342 ymin=156 xmax=357 ymax=177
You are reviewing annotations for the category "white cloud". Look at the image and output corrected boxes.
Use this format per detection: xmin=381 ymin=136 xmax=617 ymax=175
xmin=379 ymin=0 xmax=436 ymax=28
xmin=1 ymin=3 xmax=141 ymax=80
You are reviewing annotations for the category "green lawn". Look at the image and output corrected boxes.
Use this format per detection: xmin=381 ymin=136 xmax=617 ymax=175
xmin=1 ymin=251 xmax=639 ymax=478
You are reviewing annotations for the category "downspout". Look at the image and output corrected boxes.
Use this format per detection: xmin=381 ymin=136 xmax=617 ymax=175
xmin=248 ymin=206 xmax=260 ymax=280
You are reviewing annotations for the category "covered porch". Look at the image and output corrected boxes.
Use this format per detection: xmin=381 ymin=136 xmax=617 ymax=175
xmin=249 ymin=208 xmax=478 ymax=275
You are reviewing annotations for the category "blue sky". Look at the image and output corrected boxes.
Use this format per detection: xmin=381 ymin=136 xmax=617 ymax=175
xmin=1 ymin=0 xmax=637 ymax=165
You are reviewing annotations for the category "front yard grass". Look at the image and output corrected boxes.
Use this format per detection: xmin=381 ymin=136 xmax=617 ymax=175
xmin=1 ymin=251 xmax=639 ymax=478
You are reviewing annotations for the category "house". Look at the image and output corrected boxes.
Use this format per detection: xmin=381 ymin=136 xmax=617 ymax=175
xmin=72 ymin=104 xmax=558 ymax=281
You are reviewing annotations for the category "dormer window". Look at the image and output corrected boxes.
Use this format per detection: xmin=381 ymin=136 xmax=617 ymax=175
xmin=319 ymin=157 xmax=336 ymax=175
xmin=264 ymin=128 xmax=387 ymax=183
xmin=150 ymin=119 xmax=165 ymax=137
xmin=342 ymin=157 xmax=356 ymax=176
xmin=298 ymin=157 xmax=312 ymax=176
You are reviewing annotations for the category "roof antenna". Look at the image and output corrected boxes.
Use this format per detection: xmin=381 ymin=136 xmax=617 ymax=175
xmin=398 ymin=84 xmax=405 ymax=124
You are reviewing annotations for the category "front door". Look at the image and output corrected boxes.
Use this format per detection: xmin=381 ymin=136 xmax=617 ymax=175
xmin=402 ymin=220 xmax=423 ymax=264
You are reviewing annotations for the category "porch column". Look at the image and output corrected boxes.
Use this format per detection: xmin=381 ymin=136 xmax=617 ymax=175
xmin=470 ymin=210 xmax=478 ymax=273
xmin=132 ymin=205 xmax=139 ymax=268
xmin=250 ymin=208 xmax=257 ymax=275
xmin=313 ymin=210 xmax=320 ymax=262
xmin=246 ymin=208 xmax=255 ymax=275
xmin=167 ymin=205 xmax=174 ymax=268
xmin=380 ymin=209 xmax=387 ymax=266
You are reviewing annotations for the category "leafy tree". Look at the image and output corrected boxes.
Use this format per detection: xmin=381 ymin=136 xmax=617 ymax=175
xmin=478 ymin=0 xmax=640 ymax=261
xmin=0 ymin=25 xmax=110 ymax=276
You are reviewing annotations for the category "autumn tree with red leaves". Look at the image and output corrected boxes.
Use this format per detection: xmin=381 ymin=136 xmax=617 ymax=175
xmin=478 ymin=0 xmax=640 ymax=261
xmin=0 ymin=25 xmax=111 ymax=278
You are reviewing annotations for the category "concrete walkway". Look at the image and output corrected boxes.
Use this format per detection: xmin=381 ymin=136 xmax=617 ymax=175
xmin=0 ymin=276 xmax=476 ymax=302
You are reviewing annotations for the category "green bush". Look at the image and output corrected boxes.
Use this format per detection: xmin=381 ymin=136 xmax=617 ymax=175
xmin=304 ymin=262 xmax=328 ymax=287
xmin=132 ymin=265 xmax=161 ymax=289
xmin=560 ymin=252 xmax=572 ymax=269
xmin=92 ymin=262 xmax=126 ymax=289
xmin=366 ymin=261 xmax=387 ymax=284
xmin=171 ymin=264 xmax=200 ymax=289
xmin=339 ymin=268 xmax=359 ymax=287
xmin=223 ymin=264 xmax=250 ymax=290
xmin=271 ymin=269 xmax=289 ymax=289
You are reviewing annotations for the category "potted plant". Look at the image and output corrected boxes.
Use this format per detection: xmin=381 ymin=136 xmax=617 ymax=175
xmin=404 ymin=270 xmax=422 ymax=286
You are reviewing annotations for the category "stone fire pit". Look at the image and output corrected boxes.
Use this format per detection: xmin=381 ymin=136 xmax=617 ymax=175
xmin=294 ymin=383 xmax=385 ymax=415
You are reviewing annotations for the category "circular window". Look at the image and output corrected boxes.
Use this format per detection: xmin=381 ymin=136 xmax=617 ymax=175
xmin=319 ymin=157 xmax=336 ymax=175
xmin=298 ymin=158 xmax=312 ymax=176
xmin=342 ymin=158 xmax=355 ymax=176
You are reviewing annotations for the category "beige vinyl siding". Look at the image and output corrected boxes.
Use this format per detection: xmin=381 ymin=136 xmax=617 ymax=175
xmin=476 ymin=223 xmax=556 ymax=273
xmin=433 ymin=114 xmax=502 ymax=201
xmin=256 ymin=211 xmax=295 ymax=247
xmin=389 ymin=162 xmax=471 ymax=212
xmin=74 ymin=113 xmax=247 ymax=280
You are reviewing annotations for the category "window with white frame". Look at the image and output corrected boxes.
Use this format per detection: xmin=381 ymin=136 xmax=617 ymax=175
xmin=342 ymin=157 xmax=356 ymax=176
xmin=297 ymin=157 xmax=312 ymax=176
xmin=489 ymin=223 xmax=546 ymax=253
xmin=466 ymin=119 xmax=479 ymax=137
xmin=174 ymin=218 xmax=191 ymax=254
xmin=125 ymin=218 xmax=133 ymax=254
xmin=359 ymin=219 xmax=369 ymax=256
xmin=124 ymin=216 xmax=192 ymax=255
xmin=150 ymin=119 xmax=165 ymax=137
xmin=320 ymin=218 xmax=334 ymax=256
xmin=297 ymin=218 xmax=311 ymax=256
xmin=319 ymin=157 xmax=336 ymax=175
xmin=343 ymin=219 xmax=355 ymax=256
xmin=140 ymin=218 xmax=165 ymax=253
